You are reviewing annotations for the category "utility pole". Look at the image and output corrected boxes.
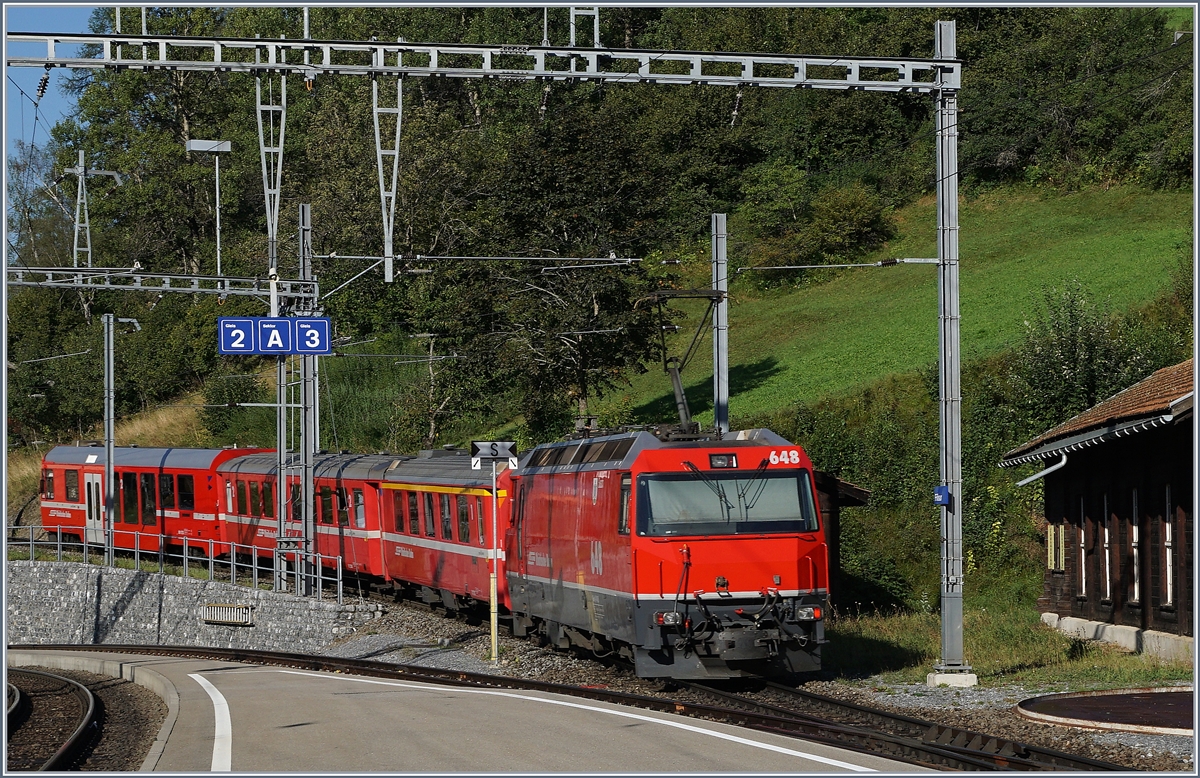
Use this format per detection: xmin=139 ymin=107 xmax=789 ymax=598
xmin=711 ymin=214 xmax=729 ymax=437
xmin=102 ymin=313 xmax=139 ymax=566
xmin=930 ymin=19 xmax=974 ymax=688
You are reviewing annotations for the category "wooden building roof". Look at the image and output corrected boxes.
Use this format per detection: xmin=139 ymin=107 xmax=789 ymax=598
xmin=1001 ymin=359 xmax=1194 ymax=466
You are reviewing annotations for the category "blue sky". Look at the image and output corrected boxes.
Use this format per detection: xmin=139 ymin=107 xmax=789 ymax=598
xmin=5 ymin=5 xmax=99 ymax=164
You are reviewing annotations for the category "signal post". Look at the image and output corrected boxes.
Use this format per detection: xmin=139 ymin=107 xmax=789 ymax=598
xmin=472 ymin=441 xmax=518 ymax=664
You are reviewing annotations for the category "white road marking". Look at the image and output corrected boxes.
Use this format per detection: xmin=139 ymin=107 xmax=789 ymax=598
xmin=275 ymin=669 xmax=876 ymax=772
xmin=188 ymin=673 xmax=232 ymax=772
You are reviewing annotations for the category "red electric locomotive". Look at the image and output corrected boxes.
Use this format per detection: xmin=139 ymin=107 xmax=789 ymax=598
xmin=506 ymin=428 xmax=827 ymax=679
xmin=38 ymin=445 xmax=266 ymax=553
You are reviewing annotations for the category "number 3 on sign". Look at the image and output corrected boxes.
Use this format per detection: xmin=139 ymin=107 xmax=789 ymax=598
xmin=768 ymin=449 xmax=801 ymax=465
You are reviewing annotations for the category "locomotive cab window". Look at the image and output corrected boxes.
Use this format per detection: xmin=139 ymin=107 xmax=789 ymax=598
xmin=636 ymin=468 xmax=819 ymax=536
xmin=178 ymin=475 xmax=195 ymax=511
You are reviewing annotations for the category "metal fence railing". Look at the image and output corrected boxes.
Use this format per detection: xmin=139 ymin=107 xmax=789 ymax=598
xmin=6 ymin=525 xmax=343 ymax=604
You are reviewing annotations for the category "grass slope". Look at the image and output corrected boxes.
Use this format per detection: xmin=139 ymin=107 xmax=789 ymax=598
xmin=621 ymin=186 xmax=1191 ymax=425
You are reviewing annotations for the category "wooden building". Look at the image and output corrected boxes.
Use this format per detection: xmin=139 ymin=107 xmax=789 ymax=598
xmin=1000 ymin=359 xmax=1194 ymax=648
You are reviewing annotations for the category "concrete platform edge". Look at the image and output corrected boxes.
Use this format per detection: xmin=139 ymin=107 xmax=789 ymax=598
xmin=7 ymin=649 xmax=180 ymax=771
xmin=1040 ymin=612 xmax=1195 ymax=663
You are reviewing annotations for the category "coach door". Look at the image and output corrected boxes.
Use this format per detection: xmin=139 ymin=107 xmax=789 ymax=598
xmin=84 ymin=472 xmax=104 ymax=543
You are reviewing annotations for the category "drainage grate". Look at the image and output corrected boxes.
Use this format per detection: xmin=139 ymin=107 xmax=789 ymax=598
xmin=202 ymin=603 xmax=254 ymax=626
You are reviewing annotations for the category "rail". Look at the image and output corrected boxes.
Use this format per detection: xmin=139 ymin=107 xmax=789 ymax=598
xmin=680 ymin=680 xmax=1127 ymax=772
xmin=6 ymin=668 xmax=98 ymax=771
xmin=8 ymin=644 xmax=1125 ymax=772
xmin=6 ymin=524 xmax=343 ymax=603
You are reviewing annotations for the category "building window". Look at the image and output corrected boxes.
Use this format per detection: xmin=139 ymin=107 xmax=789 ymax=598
xmin=1104 ymin=492 xmax=1113 ymax=602
xmin=1047 ymin=524 xmax=1065 ymax=571
xmin=1077 ymin=496 xmax=1087 ymax=597
xmin=1130 ymin=488 xmax=1140 ymax=604
xmin=65 ymin=469 xmax=80 ymax=502
xmin=1164 ymin=484 xmax=1174 ymax=607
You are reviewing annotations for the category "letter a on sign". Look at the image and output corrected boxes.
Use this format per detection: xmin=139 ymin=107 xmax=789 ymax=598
xmin=267 ymin=329 xmax=284 ymax=348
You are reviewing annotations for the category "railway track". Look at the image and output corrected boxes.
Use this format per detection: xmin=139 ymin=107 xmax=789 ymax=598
xmin=12 ymin=644 xmax=1128 ymax=771
xmin=5 ymin=668 xmax=99 ymax=771
xmin=680 ymin=680 xmax=1128 ymax=772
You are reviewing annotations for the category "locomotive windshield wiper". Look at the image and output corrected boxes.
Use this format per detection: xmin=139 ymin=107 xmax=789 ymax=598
xmin=682 ymin=461 xmax=733 ymax=521
xmin=736 ymin=458 xmax=771 ymax=519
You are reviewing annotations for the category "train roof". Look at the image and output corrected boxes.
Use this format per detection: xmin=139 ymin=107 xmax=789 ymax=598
xmin=42 ymin=445 xmax=245 ymax=469
xmin=520 ymin=428 xmax=795 ymax=474
xmin=216 ymin=449 xmax=495 ymax=489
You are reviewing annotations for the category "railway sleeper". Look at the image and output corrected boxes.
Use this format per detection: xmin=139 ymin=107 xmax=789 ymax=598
xmin=927 ymin=725 xmax=1025 ymax=758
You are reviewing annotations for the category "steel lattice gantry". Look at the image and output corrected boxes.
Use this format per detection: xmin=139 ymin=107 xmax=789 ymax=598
xmin=6 ymin=23 xmax=970 ymax=679
xmin=7 ymin=32 xmax=958 ymax=92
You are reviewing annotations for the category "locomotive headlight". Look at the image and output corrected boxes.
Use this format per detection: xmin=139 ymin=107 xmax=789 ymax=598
xmin=708 ymin=453 xmax=737 ymax=468
xmin=795 ymin=606 xmax=823 ymax=621
xmin=654 ymin=611 xmax=683 ymax=626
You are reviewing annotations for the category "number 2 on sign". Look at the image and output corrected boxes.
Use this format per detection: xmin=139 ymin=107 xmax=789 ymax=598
xmin=769 ymin=449 xmax=801 ymax=465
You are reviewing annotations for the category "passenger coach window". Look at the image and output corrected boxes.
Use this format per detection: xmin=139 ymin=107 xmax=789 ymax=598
xmin=236 ymin=481 xmax=248 ymax=515
xmin=353 ymin=489 xmax=366 ymax=529
xmin=249 ymin=482 xmax=262 ymax=516
xmin=121 ymin=472 xmax=138 ymax=524
xmin=179 ymin=475 xmax=195 ymax=511
xmin=423 ymin=493 xmax=435 ymax=536
xmin=319 ymin=486 xmax=333 ymax=524
xmin=65 ymin=470 xmax=80 ymax=502
xmin=43 ymin=470 xmax=55 ymax=499
xmin=457 ymin=496 xmax=470 ymax=543
xmin=159 ymin=474 xmax=175 ymax=509
xmin=440 ymin=494 xmax=453 ymax=539
xmin=408 ymin=492 xmax=420 ymax=534
xmin=337 ymin=487 xmax=350 ymax=526
xmin=263 ymin=482 xmax=274 ymax=518
xmin=392 ymin=491 xmax=406 ymax=532
xmin=476 ymin=496 xmax=485 ymax=545
xmin=290 ymin=484 xmax=302 ymax=521
xmin=140 ymin=473 xmax=157 ymax=525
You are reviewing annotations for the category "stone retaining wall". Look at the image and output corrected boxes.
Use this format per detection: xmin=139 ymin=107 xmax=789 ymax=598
xmin=5 ymin=561 xmax=382 ymax=653
xmin=1041 ymin=612 xmax=1194 ymax=663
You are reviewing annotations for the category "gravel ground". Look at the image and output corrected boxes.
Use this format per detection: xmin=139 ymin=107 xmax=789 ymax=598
xmin=321 ymin=596 xmax=1196 ymax=772
xmin=11 ymin=665 xmax=167 ymax=771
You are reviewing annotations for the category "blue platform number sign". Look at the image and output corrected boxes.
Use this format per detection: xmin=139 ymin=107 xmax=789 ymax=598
xmin=219 ymin=318 xmax=256 ymax=354
xmin=256 ymin=319 xmax=293 ymax=354
xmin=295 ymin=318 xmax=332 ymax=354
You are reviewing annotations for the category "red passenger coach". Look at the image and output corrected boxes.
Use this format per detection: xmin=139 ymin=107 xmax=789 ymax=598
xmin=39 ymin=445 xmax=263 ymax=552
xmin=507 ymin=429 xmax=828 ymax=679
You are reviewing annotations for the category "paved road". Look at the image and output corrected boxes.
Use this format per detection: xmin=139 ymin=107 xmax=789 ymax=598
xmin=8 ymin=649 xmax=930 ymax=773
